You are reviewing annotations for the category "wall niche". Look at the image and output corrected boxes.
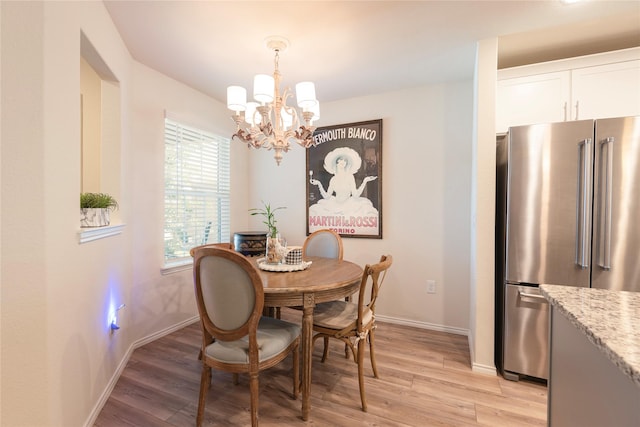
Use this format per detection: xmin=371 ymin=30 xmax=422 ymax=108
xmin=79 ymin=32 xmax=123 ymax=240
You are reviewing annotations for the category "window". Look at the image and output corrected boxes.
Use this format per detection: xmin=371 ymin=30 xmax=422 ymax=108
xmin=164 ymin=118 xmax=230 ymax=267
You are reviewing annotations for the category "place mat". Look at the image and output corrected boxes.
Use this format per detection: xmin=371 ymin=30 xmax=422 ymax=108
xmin=256 ymin=258 xmax=312 ymax=272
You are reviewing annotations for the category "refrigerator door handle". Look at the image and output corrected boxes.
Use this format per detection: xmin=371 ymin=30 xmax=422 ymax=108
xmin=597 ymin=137 xmax=614 ymax=270
xmin=576 ymin=138 xmax=592 ymax=269
xmin=518 ymin=290 xmax=549 ymax=302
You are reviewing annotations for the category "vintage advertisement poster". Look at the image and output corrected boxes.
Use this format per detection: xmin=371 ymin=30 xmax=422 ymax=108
xmin=306 ymin=119 xmax=382 ymax=238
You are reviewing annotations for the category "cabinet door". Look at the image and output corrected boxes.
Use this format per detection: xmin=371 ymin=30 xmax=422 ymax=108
xmin=496 ymin=71 xmax=570 ymax=132
xmin=571 ymin=60 xmax=640 ymax=120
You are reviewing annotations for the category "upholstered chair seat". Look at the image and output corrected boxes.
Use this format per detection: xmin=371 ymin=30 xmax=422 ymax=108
xmin=312 ymin=254 xmax=393 ymax=412
xmin=204 ymin=316 xmax=300 ymax=364
xmin=192 ymin=246 xmax=301 ymax=426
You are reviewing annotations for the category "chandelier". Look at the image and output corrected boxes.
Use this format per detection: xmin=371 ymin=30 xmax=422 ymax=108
xmin=226 ymin=36 xmax=320 ymax=165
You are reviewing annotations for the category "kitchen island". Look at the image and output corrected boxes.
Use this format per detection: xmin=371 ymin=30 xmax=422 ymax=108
xmin=540 ymin=284 xmax=640 ymax=426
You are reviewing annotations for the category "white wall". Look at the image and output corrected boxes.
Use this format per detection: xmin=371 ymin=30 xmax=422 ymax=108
xmin=469 ymin=38 xmax=499 ymax=374
xmin=0 ymin=1 xmax=3 ymax=419
xmin=246 ymin=82 xmax=473 ymax=332
xmin=1 ymin=2 xmax=49 ymax=424
xmin=0 ymin=2 xmax=246 ymax=426
xmin=129 ymin=61 xmax=248 ymax=339
xmin=0 ymin=2 xmax=485 ymax=426
xmin=2 ymin=2 xmax=133 ymax=425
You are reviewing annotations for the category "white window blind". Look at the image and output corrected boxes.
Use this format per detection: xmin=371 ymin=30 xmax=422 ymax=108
xmin=164 ymin=118 xmax=230 ymax=266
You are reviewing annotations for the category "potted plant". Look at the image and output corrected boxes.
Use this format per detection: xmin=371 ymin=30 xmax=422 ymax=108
xmin=249 ymin=201 xmax=286 ymax=263
xmin=80 ymin=192 xmax=118 ymax=227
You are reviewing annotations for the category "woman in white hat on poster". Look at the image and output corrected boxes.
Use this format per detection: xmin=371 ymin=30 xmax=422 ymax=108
xmin=309 ymin=146 xmax=378 ymax=217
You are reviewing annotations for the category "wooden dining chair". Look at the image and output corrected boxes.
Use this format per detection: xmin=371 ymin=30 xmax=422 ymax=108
xmin=311 ymin=254 xmax=393 ymax=412
xmin=302 ymin=228 xmax=344 ymax=260
xmin=302 ymin=228 xmax=349 ymax=353
xmin=189 ymin=242 xmax=233 ymax=257
xmin=192 ymin=246 xmax=301 ymax=426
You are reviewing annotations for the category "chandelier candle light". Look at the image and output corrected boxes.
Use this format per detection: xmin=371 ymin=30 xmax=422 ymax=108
xmin=227 ymin=36 xmax=320 ymax=165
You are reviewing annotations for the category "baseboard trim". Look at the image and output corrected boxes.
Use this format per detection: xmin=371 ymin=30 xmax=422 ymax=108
xmin=467 ymin=331 xmax=497 ymax=376
xmin=472 ymin=362 xmax=497 ymax=376
xmin=84 ymin=316 xmax=200 ymax=427
xmin=134 ymin=316 xmax=200 ymax=348
xmin=375 ymin=314 xmax=469 ymax=336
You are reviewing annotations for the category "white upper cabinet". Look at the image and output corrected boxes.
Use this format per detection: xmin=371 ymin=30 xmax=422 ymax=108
xmin=497 ymin=71 xmax=570 ymax=131
xmin=571 ymin=60 xmax=640 ymax=121
xmin=497 ymin=48 xmax=640 ymax=133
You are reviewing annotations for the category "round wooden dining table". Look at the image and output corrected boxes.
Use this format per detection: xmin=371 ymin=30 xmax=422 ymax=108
xmin=251 ymin=256 xmax=363 ymax=421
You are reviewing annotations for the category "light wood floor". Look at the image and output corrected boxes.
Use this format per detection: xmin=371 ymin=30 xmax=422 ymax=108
xmin=94 ymin=309 xmax=547 ymax=426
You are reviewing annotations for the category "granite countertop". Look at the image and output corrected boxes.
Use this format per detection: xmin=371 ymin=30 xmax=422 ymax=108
xmin=540 ymin=284 xmax=640 ymax=388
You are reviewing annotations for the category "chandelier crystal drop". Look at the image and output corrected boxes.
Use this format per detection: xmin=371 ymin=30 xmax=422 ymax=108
xmin=226 ymin=36 xmax=320 ymax=165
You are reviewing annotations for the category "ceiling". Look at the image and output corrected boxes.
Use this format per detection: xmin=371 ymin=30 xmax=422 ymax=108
xmin=103 ymin=1 xmax=640 ymax=105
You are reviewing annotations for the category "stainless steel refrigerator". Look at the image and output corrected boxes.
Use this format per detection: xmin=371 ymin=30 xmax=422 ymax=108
xmin=495 ymin=116 xmax=640 ymax=381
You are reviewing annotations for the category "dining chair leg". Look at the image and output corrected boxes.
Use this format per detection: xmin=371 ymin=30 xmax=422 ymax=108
xmin=369 ymin=328 xmax=379 ymax=378
xmin=197 ymin=366 xmax=211 ymax=426
xmin=292 ymin=344 xmax=300 ymax=398
xmin=249 ymin=371 xmax=259 ymax=426
xmin=344 ymin=295 xmax=351 ymax=359
xmin=357 ymin=338 xmax=367 ymax=412
xmin=321 ymin=336 xmax=330 ymax=363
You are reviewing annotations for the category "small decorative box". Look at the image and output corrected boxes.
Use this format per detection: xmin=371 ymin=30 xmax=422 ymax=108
xmin=285 ymin=246 xmax=303 ymax=265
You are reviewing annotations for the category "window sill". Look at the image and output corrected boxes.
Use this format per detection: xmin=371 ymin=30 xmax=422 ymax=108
xmin=78 ymin=224 xmax=126 ymax=244
xmin=161 ymin=260 xmax=193 ymax=275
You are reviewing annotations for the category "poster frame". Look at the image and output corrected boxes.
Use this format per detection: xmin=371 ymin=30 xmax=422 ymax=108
xmin=305 ymin=119 xmax=383 ymax=239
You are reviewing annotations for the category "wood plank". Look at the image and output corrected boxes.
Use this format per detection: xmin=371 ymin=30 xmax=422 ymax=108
xmin=94 ymin=314 xmax=547 ymax=426
xmin=107 ymin=375 xmax=191 ymax=421
xmin=94 ymin=397 xmax=174 ymax=427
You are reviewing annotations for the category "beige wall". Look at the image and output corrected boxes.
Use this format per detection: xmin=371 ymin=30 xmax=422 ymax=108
xmin=245 ymin=82 xmax=473 ymax=332
xmin=80 ymin=57 xmax=102 ymax=192
xmin=0 ymin=1 xmax=3 ymax=418
xmin=1 ymin=2 xmax=135 ymax=425
xmin=0 ymin=2 xmax=243 ymax=425
xmin=1 ymin=1 xmax=489 ymax=426
xmin=1 ymin=2 xmax=49 ymax=424
xmin=469 ymin=38 xmax=499 ymax=374
xmin=129 ymin=61 xmax=249 ymax=339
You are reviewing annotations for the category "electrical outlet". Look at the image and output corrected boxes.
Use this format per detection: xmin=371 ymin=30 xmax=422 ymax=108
xmin=427 ymin=280 xmax=436 ymax=294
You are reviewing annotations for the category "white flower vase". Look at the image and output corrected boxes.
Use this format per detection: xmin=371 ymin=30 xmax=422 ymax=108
xmin=265 ymin=234 xmax=287 ymax=264
xmin=80 ymin=208 xmax=111 ymax=227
